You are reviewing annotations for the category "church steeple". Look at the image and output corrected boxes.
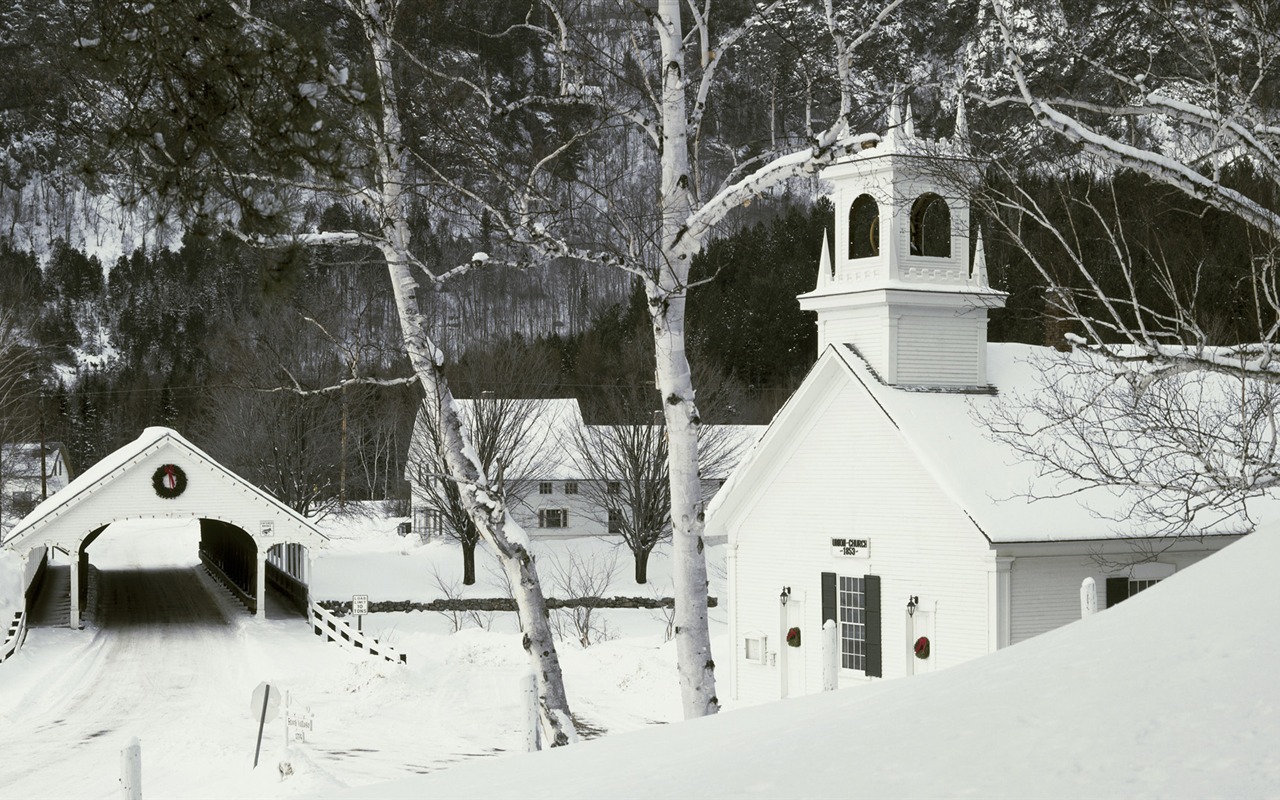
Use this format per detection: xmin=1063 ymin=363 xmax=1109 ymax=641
xmin=797 ymin=92 xmax=1006 ymax=388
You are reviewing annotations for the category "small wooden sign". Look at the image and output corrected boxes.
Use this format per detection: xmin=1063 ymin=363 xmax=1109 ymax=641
xmin=831 ymin=537 xmax=869 ymax=558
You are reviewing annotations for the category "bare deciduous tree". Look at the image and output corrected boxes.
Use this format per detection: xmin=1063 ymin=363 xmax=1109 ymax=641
xmin=545 ymin=548 xmax=619 ymax=648
xmin=433 ymin=0 xmax=903 ymax=717
xmin=572 ymin=388 xmax=745 ymax=585
xmin=0 ymin=312 xmax=52 ymax=531
xmin=966 ymin=0 xmax=1280 ymax=539
xmin=410 ymin=344 xmax=558 ymax=584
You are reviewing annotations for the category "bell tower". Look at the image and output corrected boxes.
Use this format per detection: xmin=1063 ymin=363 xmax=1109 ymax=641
xmin=798 ymin=96 xmax=1005 ymax=388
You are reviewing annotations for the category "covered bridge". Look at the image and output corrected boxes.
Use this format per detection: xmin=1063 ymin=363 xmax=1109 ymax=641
xmin=2 ymin=427 xmax=328 ymax=627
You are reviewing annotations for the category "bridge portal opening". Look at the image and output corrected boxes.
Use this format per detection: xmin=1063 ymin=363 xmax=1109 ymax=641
xmin=24 ymin=519 xmax=313 ymax=629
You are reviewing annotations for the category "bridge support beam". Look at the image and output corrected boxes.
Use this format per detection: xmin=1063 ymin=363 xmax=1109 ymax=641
xmin=255 ymin=549 xmax=267 ymax=619
xmin=69 ymin=549 xmax=80 ymax=629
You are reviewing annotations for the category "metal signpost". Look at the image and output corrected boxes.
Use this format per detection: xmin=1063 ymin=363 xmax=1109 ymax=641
xmin=352 ymin=594 xmax=369 ymax=633
xmin=250 ymin=682 xmax=281 ymax=768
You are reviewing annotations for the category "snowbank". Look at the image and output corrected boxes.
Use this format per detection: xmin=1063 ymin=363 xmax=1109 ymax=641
xmin=315 ymin=528 xmax=1275 ymax=799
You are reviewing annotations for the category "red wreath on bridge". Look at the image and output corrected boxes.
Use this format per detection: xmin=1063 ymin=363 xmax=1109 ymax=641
xmin=152 ymin=464 xmax=188 ymax=499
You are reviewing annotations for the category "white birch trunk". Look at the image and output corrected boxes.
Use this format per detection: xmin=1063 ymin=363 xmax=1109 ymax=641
xmin=654 ymin=0 xmax=719 ymax=719
xmin=358 ymin=0 xmax=576 ymax=746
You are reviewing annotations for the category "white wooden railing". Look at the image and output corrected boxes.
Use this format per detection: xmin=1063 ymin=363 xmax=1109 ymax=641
xmin=0 ymin=610 xmax=28 ymax=664
xmin=308 ymin=601 xmax=407 ymax=665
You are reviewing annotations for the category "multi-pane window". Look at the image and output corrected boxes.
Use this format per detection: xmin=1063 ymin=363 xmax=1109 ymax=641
xmin=838 ymin=575 xmax=866 ymax=671
xmin=564 ymin=481 xmax=579 ymax=495
xmin=539 ymin=481 xmax=553 ymax=495
xmin=414 ymin=508 xmax=443 ymax=537
xmin=1106 ymin=575 xmax=1165 ymax=607
xmin=539 ymin=509 xmax=568 ymax=528
xmin=607 ymin=509 xmax=622 ymax=533
xmin=606 ymin=481 xmax=621 ymax=494
xmin=1129 ymin=578 xmax=1159 ymax=595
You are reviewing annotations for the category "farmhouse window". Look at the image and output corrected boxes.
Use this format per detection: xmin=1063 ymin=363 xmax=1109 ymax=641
xmin=607 ymin=509 xmax=622 ymax=533
xmin=538 ymin=509 xmax=568 ymax=528
xmin=564 ymin=481 xmax=579 ymax=495
xmin=607 ymin=481 xmax=621 ymax=494
xmin=539 ymin=481 xmax=553 ymax=494
xmin=823 ymin=571 xmax=882 ymax=677
xmin=414 ymin=508 xmax=443 ymax=537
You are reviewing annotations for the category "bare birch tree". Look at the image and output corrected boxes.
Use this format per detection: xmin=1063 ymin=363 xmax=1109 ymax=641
xmin=410 ymin=389 xmax=551 ymax=585
xmin=0 ymin=311 xmax=43 ymax=531
xmin=75 ymin=0 xmax=578 ymax=745
xmin=431 ymin=0 xmax=905 ymax=719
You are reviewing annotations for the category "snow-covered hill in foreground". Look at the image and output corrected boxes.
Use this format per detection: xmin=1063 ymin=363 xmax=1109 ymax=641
xmin=320 ymin=527 xmax=1277 ymax=799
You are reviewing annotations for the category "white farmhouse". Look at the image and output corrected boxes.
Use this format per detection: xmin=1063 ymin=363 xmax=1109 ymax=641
xmin=408 ymin=397 xmax=761 ymax=541
xmin=707 ymin=104 xmax=1249 ymax=703
xmin=2 ymin=442 xmax=73 ymax=521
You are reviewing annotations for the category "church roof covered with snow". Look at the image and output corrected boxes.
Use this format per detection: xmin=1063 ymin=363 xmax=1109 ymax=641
xmin=710 ymin=342 xmax=1276 ymax=544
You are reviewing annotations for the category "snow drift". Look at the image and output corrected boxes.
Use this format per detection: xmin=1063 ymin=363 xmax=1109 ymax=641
xmin=317 ymin=526 xmax=1275 ymax=799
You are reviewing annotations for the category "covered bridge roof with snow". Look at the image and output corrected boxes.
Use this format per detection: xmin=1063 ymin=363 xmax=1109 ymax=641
xmin=1 ymin=426 xmax=329 ymax=555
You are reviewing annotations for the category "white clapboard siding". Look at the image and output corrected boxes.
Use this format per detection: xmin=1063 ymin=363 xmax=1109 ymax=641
xmin=896 ymin=315 xmax=983 ymax=386
xmin=727 ymin=376 xmax=992 ymax=704
xmin=5 ymin=436 xmax=326 ymax=556
xmin=1009 ymin=555 xmax=1108 ymax=645
xmin=1009 ymin=549 xmax=1221 ymax=644
xmin=820 ymin=312 xmax=886 ymax=375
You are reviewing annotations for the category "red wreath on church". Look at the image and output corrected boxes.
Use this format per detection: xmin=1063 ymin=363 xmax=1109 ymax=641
xmin=786 ymin=627 xmax=802 ymax=647
xmin=152 ymin=464 xmax=188 ymax=499
xmin=914 ymin=636 xmax=930 ymax=659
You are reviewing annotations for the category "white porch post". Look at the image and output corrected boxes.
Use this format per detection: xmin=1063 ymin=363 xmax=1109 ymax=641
xmin=68 ymin=547 xmax=80 ymax=630
xmin=995 ymin=556 xmax=1014 ymax=649
xmin=255 ymin=548 xmax=267 ymax=619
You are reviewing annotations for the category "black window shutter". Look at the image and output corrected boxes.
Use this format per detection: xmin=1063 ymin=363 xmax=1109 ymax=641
xmin=864 ymin=574 xmax=882 ymax=678
xmin=821 ymin=572 xmax=837 ymax=624
xmin=1106 ymin=577 xmax=1130 ymax=608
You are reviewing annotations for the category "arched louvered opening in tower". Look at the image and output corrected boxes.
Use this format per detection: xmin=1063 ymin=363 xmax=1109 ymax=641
xmin=909 ymin=193 xmax=951 ymax=257
xmin=848 ymin=194 xmax=880 ymax=259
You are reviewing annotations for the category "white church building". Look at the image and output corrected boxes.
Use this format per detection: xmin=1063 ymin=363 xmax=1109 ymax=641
xmin=707 ymin=105 xmax=1248 ymax=704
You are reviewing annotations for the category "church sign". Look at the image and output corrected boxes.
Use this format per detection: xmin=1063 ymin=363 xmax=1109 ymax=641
xmin=831 ymin=537 xmax=870 ymax=558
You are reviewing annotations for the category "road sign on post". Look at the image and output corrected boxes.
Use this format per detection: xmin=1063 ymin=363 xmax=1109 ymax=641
xmin=250 ymin=682 xmax=281 ymax=768
xmin=353 ymin=594 xmax=369 ymax=632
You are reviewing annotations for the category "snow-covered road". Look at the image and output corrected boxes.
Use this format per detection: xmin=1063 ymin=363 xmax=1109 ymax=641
xmin=0 ymin=521 xmax=349 ymax=798
xmin=0 ymin=519 xmax=696 ymax=798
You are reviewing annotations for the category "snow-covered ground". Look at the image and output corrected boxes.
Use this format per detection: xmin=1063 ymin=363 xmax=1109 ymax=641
xmin=6 ymin=507 xmax=1271 ymax=799
xmin=0 ymin=512 xmax=725 ymax=798
xmin=314 ymin=524 xmax=1279 ymax=799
